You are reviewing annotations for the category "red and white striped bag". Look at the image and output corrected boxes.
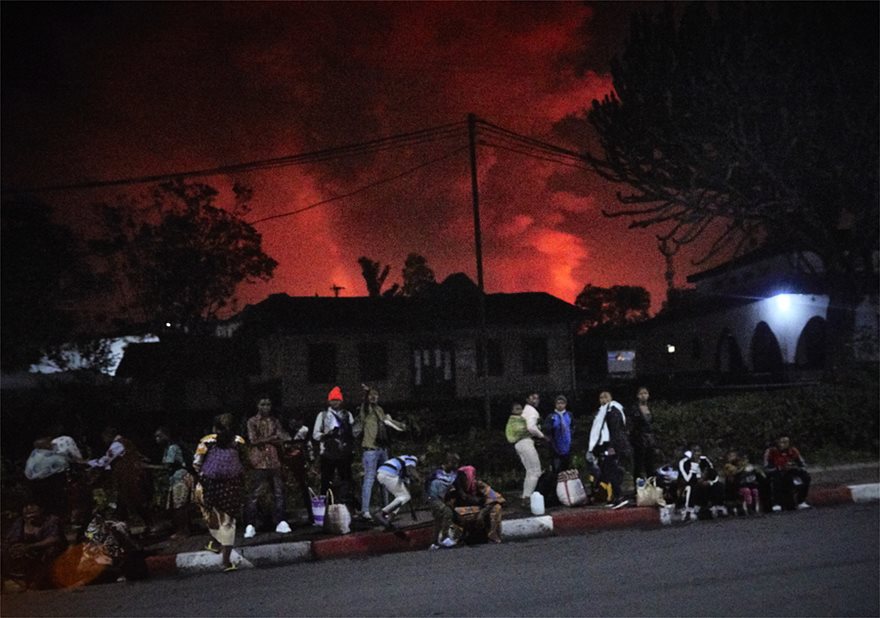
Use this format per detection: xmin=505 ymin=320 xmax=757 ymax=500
xmin=556 ymin=469 xmax=588 ymax=506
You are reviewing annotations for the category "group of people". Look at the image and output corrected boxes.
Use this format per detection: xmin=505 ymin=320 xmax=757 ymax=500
xmin=506 ymin=389 xmax=641 ymax=510
xmin=507 ymin=387 xmax=812 ymax=520
xmin=4 ymin=383 xmax=424 ymax=581
xmin=4 ymin=383 xmax=815 ymax=587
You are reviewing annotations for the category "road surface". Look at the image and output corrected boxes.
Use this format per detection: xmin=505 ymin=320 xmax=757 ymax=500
xmin=3 ymin=503 xmax=878 ymax=617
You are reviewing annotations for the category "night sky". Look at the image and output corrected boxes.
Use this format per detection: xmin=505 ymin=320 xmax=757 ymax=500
xmin=3 ymin=2 xmax=688 ymax=310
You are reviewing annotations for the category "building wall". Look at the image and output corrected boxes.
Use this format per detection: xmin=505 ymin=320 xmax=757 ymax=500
xmin=632 ymin=294 xmax=878 ymax=376
xmin=257 ymin=323 xmax=576 ymax=409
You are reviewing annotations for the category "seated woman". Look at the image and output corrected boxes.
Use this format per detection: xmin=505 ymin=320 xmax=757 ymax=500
xmin=449 ymin=465 xmax=505 ymax=544
xmin=1 ymin=503 xmax=67 ymax=591
xmin=72 ymin=505 xmax=146 ymax=585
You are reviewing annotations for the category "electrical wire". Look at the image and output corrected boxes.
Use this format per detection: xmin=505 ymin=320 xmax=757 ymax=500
xmin=476 ymin=118 xmax=587 ymax=159
xmin=478 ymin=140 xmax=594 ymax=171
xmin=247 ymin=145 xmax=469 ymax=225
xmin=4 ymin=121 xmax=467 ymax=194
xmin=476 ymin=126 xmax=586 ymax=166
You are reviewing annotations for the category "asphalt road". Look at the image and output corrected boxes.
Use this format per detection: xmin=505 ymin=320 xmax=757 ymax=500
xmin=3 ymin=503 xmax=878 ymax=617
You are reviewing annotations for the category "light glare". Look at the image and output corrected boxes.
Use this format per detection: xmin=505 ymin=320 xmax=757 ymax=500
xmin=773 ymin=294 xmax=792 ymax=312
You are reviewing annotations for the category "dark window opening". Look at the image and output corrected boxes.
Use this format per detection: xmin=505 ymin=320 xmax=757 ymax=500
xmin=308 ymin=343 xmax=337 ymax=384
xmin=358 ymin=342 xmax=389 ymax=382
xmin=476 ymin=339 xmax=504 ymax=377
xmin=691 ymin=337 xmax=703 ymax=360
xmin=522 ymin=337 xmax=549 ymax=375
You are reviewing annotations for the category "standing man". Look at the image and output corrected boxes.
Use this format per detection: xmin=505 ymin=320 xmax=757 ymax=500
xmin=544 ymin=395 xmax=574 ymax=473
xmin=587 ymin=391 xmax=631 ymax=509
xmin=244 ymin=396 xmax=292 ymax=539
xmin=313 ymin=386 xmax=359 ymax=506
xmin=282 ymin=413 xmax=315 ymax=525
xmin=357 ymin=385 xmax=406 ymax=521
xmin=628 ymin=386 xmax=657 ymax=485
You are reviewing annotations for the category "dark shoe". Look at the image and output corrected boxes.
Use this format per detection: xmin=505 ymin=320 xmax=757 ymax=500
xmin=610 ymin=498 xmax=630 ymax=510
xmin=376 ymin=511 xmax=394 ymax=529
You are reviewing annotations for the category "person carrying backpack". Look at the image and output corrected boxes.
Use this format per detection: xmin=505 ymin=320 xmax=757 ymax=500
xmin=313 ymin=387 xmax=360 ymax=507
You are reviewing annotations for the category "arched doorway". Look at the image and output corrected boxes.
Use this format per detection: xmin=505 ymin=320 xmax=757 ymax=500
xmin=716 ymin=328 xmax=746 ymax=374
xmin=751 ymin=321 xmax=784 ymax=374
xmin=795 ymin=316 xmax=826 ymax=369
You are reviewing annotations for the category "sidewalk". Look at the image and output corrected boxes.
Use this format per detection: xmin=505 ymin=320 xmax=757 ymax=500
xmin=143 ymin=462 xmax=879 ymax=579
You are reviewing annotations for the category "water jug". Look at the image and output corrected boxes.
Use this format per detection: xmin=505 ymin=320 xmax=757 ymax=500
xmin=530 ymin=491 xmax=545 ymax=515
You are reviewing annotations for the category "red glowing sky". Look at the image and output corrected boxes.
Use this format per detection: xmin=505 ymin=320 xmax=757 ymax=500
xmin=3 ymin=2 xmax=698 ymax=311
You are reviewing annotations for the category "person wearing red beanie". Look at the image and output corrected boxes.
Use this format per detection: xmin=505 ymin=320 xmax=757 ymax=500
xmin=312 ymin=386 xmax=359 ymax=505
xmin=327 ymin=386 xmax=344 ymax=402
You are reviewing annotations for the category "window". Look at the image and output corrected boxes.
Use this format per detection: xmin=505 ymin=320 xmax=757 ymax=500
xmin=476 ymin=339 xmax=504 ymax=377
xmin=308 ymin=343 xmax=337 ymax=384
xmin=522 ymin=337 xmax=549 ymax=375
xmin=358 ymin=342 xmax=389 ymax=382
xmin=691 ymin=337 xmax=703 ymax=360
xmin=412 ymin=343 xmax=455 ymax=398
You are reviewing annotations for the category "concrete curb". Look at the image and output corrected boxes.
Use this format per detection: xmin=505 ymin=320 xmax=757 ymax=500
xmin=553 ymin=506 xmax=660 ymax=535
xmin=502 ymin=515 xmax=553 ymax=540
xmin=145 ymin=482 xmax=879 ymax=579
xmin=849 ymin=483 xmax=880 ymax=503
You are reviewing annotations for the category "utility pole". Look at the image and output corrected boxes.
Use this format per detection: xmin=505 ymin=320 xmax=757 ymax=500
xmin=468 ymin=113 xmax=492 ymax=429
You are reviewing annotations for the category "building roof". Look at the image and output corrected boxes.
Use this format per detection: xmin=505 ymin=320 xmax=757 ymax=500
xmin=228 ymin=273 xmax=582 ymax=336
xmin=686 ymin=246 xmax=818 ymax=283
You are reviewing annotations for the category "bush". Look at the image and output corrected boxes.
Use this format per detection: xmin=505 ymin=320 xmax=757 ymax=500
xmin=650 ymin=382 xmax=879 ymax=464
xmin=395 ymin=381 xmax=879 ymax=492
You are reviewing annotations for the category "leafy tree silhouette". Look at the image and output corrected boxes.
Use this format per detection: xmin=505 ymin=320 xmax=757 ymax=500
xmin=579 ymin=2 xmax=878 ymax=373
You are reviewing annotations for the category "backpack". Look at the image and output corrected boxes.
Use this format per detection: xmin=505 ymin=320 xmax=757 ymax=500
xmin=321 ymin=411 xmax=353 ymax=460
xmin=536 ymin=469 xmax=561 ymax=507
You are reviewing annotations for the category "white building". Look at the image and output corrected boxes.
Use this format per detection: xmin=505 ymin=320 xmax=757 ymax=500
xmin=606 ymin=250 xmax=879 ymax=381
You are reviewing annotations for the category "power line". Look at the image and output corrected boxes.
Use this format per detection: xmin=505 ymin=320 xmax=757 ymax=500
xmin=3 ymin=121 xmax=467 ymax=194
xmin=478 ymin=140 xmax=594 ymax=171
xmin=247 ymin=145 xmax=469 ymax=225
xmin=476 ymin=121 xmax=589 ymax=163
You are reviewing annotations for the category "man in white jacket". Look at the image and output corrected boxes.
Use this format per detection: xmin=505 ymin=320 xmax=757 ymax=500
xmin=587 ymin=391 xmax=631 ymax=509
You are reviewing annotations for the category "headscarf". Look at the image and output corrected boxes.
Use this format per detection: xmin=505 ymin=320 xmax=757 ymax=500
xmin=458 ymin=465 xmax=477 ymax=494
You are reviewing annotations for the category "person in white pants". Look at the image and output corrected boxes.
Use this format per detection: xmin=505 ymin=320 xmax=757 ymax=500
xmin=375 ymin=455 xmax=420 ymax=527
xmin=517 ymin=393 xmax=547 ymax=506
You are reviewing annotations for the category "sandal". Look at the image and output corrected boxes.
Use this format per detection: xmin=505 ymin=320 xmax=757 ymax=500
xmin=223 ymin=562 xmax=238 ymax=572
xmin=204 ymin=541 xmax=221 ymax=554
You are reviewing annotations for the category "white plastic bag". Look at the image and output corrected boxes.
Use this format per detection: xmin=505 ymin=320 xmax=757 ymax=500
xmin=636 ymin=476 xmax=667 ymax=507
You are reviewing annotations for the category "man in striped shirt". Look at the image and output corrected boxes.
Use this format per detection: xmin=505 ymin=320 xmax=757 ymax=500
xmin=375 ymin=455 xmax=420 ymax=527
